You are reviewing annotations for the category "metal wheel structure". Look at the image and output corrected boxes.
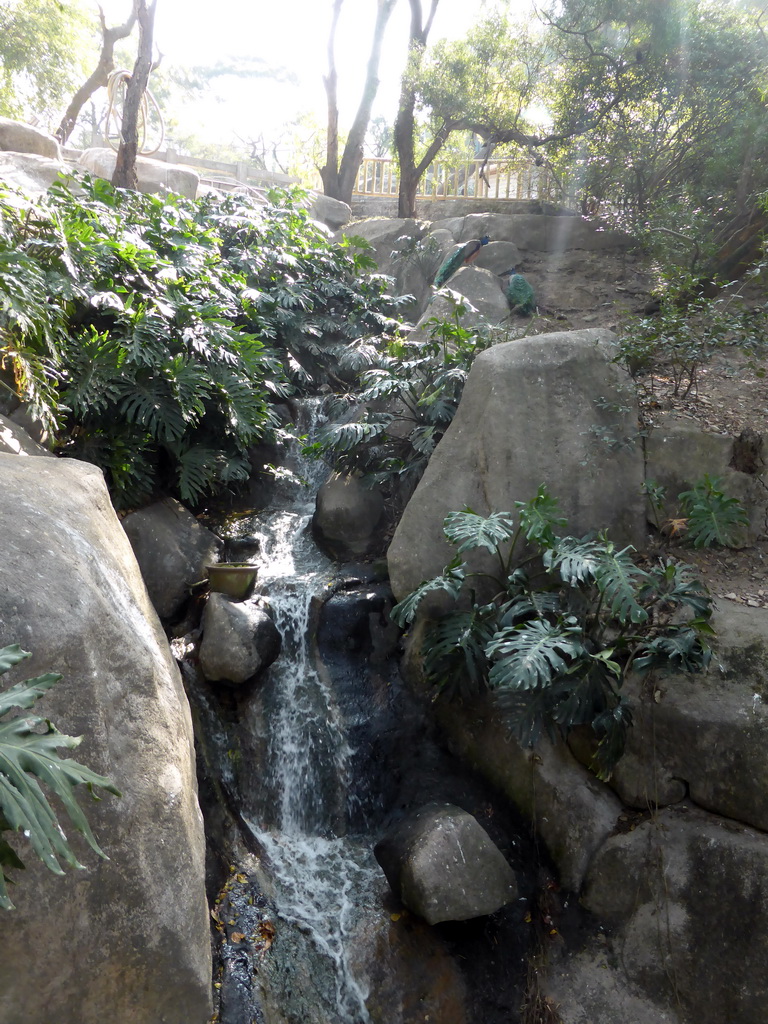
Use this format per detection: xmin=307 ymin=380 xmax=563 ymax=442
xmin=104 ymin=69 xmax=165 ymax=155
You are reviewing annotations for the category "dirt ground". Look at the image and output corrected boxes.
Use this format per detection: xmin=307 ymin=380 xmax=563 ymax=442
xmin=638 ymin=350 xmax=768 ymax=610
xmin=536 ymin=272 xmax=768 ymax=611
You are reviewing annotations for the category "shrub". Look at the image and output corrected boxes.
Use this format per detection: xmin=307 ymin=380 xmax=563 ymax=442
xmin=617 ymin=276 xmax=768 ymax=398
xmin=310 ymin=292 xmax=502 ymax=488
xmin=0 ymin=175 xmax=403 ymax=507
xmin=391 ymin=490 xmax=714 ymax=779
xmin=645 ymin=475 xmax=750 ymax=547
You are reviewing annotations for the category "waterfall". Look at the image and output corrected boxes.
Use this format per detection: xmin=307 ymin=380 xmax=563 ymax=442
xmin=196 ymin=400 xmax=536 ymax=1024
xmin=236 ymin=403 xmax=379 ymax=1024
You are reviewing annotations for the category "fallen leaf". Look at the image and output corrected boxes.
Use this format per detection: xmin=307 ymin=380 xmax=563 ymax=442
xmin=230 ymin=932 xmax=246 ymax=944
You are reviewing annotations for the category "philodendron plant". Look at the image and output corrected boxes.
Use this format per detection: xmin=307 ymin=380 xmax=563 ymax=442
xmin=0 ymin=644 xmax=120 ymax=909
xmin=391 ymin=487 xmax=714 ymax=779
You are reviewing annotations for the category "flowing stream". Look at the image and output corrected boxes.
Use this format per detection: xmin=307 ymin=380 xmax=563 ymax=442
xmin=195 ymin=402 xmax=537 ymax=1024
xmin=244 ymin=504 xmax=378 ymax=1023
xmin=222 ymin=405 xmax=382 ymax=1023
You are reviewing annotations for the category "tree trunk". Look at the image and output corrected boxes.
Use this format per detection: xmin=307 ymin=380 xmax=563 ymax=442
xmin=394 ymin=0 xmax=440 ymax=218
xmin=320 ymin=0 xmax=397 ymax=206
xmin=319 ymin=0 xmax=343 ymax=199
xmin=55 ymin=3 xmax=138 ymax=145
xmin=112 ymin=0 xmax=157 ymax=190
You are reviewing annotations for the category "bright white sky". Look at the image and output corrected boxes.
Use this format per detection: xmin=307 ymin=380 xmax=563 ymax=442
xmin=97 ymin=0 xmax=511 ymax=154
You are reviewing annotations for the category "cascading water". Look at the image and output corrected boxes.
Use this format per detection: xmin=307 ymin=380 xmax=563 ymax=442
xmin=231 ymin=403 xmax=381 ymax=1023
xmin=194 ymin=401 xmax=540 ymax=1024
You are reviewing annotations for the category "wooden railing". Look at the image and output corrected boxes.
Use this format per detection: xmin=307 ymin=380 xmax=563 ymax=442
xmin=163 ymin=148 xmax=298 ymax=192
xmin=353 ymin=157 xmax=562 ymax=203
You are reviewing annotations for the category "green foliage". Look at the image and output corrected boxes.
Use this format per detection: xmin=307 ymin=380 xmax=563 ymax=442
xmin=679 ymin=475 xmax=750 ymax=548
xmin=546 ymin=0 xmax=768 ymax=231
xmin=617 ymin=282 xmax=768 ymax=397
xmin=0 ymin=0 xmax=94 ymax=121
xmin=312 ymin=292 xmax=504 ymax=489
xmin=413 ymin=12 xmax=546 ymax=151
xmin=645 ymin=476 xmax=749 ymax=548
xmin=392 ymin=490 xmax=713 ymax=779
xmin=0 ymin=644 xmax=120 ymax=911
xmin=0 ymin=175 xmax=400 ymax=507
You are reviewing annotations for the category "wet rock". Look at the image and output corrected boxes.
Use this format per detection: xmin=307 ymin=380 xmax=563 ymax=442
xmin=388 ymin=329 xmax=645 ymax=603
xmin=313 ymin=471 xmax=386 ymax=560
xmin=375 ymin=802 xmax=518 ymax=924
xmin=350 ymin=912 xmax=469 ymax=1023
xmin=562 ymin=804 xmax=768 ymax=1024
xmin=199 ymin=593 xmax=281 ymax=684
xmin=408 ymin=655 xmax=621 ymax=892
xmin=122 ymin=498 xmax=223 ymax=620
xmin=0 ymin=455 xmax=211 ymax=1024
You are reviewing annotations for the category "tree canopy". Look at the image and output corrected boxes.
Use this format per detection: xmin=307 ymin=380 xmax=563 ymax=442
xmin=0 ymin=0 xmax=93 ymax=121
xmin=395 ymin=0 xmax=768 ymax=237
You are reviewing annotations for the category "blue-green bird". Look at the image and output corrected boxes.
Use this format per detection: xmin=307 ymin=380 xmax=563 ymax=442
xmin=433 ymin=236 xmax=490 ymax=288
xmin=500 ymin=266 xmax=536 ymax=316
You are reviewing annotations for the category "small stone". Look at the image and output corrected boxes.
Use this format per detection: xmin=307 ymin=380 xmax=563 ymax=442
xmin=724 ymin=592 xmax=739 ymax=601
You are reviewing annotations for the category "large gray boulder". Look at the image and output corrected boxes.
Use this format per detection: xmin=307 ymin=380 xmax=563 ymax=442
xmin=0 ymin=413 xmax=51 ymax=457
xmin=313 ymin=472 xmax=386 ymax=560
xmin=199 ymin=593 xmax=281 ymax=683
xmin=307 ymin=191 xmax=351 ymax=230
xmin=0 ymin=455 xmax=211 ymax=1024
xmin=432 ymin=265 xmax=510 ymax=326
xmin=79 ymin=147 xmax=199 ymax=199
xmin=473 ymin=239 xmax=522 ymax=275
xmin=122 ymin=498 xmax=223 ymax=620
xmin=0 ymin=150 xmax=69 ymax=194
xmin=0 ymin=116 xmax=62 ymax=159
xmin=612 ymin=601 xmax=768 ymax=831
xmin=374 ymin=803 xmax=518 ymax=924
xmin=430 ymin=212 xmax=634 ymax=252
xmin=338 ymin=216 xmax=426 ymax=273
xmin=563 ymin=804 xmax=768 ymax=1024
xmin=388 ymin=329 xmax=646 ymax=601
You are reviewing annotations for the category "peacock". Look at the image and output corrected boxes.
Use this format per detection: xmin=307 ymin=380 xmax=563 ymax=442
xmin=500 ymin=267 xmax=536 ymax=316
xmin=433 ymin=236 xmax=490 ymax=288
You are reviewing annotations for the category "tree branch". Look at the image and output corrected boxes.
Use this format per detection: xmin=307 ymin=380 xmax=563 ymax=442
xmin=55 ymin=2 xmax=138 ymax=144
